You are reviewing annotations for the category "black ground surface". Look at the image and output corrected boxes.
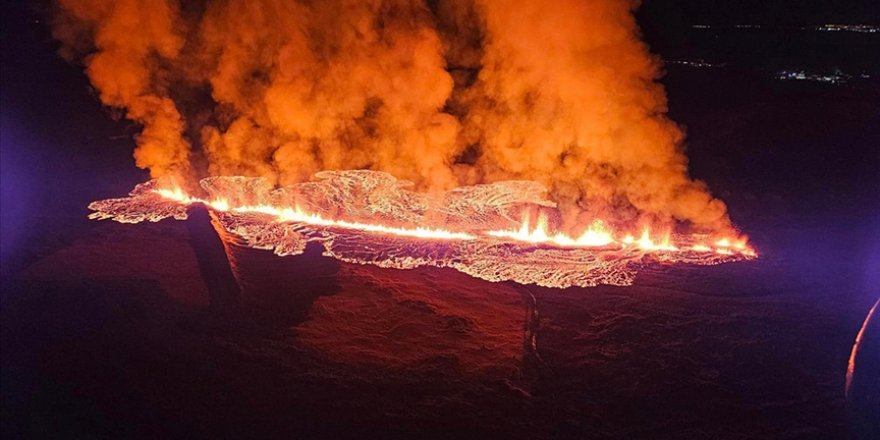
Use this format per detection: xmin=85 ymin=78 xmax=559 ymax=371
xmin=2 ymin=3 xmax=879 ymax=439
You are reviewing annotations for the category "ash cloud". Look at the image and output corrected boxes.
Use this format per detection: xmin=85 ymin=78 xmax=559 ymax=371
xmin=53 ymin=0 xmax=734 ymax=234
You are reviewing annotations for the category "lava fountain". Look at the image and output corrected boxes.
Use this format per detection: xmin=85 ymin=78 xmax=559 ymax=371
xmin=89 ymin=170 xmax=755 ymax=289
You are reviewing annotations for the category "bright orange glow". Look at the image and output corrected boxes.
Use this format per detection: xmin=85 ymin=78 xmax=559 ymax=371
xmin=484 ymin=211 xmax=755 ymax=254
xmin=208 ymin=198 xmax=230 ymax=211
xmin=152 ymin=188 xmax=756 ymax=256
xmin=156 ymin=188 xmax=476 ymax=241
xmin=487 ymin=213 xmax=617 ymax=248
xmin=87 ymin=173 xmax=761 ymax=289
xmin=574 ymin=220 xmax=615 ymax=247
xmin=613 ymin=228 xmax=678 ymax=252
xmin=155 ymin=188 xmax=199 ymax=204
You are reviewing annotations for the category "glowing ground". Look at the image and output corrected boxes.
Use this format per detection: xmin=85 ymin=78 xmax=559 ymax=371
xmin=88 ymin=171 xmax=754 ymax=288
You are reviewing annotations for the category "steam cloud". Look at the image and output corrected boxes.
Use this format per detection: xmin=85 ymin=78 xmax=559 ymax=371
xmin=53 ymin=0 xmax=733 ymax=233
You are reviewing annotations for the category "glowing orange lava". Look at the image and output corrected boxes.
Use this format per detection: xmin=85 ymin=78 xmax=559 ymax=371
xmin=157 ymin=189 xmax=477 ymax=241
xmin=153 ymin=186 xmax=755 ymax=257
xmin=88 ymin=173 xmax=758 ymax=288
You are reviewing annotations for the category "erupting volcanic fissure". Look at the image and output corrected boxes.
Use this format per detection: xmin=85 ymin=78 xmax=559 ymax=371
xmin=89 ymin=171 xmax=755 ymax=288
xmin=58 ymin=0 xmax=759 ymax=287
xmin=56 ymin=0 xmax=742 ymax=235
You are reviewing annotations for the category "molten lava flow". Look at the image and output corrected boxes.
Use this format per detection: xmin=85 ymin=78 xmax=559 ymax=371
xmin=89 ymin=171 xmax=756 ymax=288
xmin=156 ymin=184 xmax=752 ymax=256
xmin=487 ymin=214 xmax=615 ymax=248
xmin=164 ymin=192 xmax=477 ymax=242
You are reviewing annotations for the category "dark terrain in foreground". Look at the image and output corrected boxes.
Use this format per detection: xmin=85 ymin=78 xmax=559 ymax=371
xmin=3 ymin=76 xmax=878 ymax=438
xmin=2 ymin=6 xmax=879 ymax=440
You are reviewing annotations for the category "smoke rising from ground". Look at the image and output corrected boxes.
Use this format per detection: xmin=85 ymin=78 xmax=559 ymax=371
xmin=53 ymin=0 xmax=733 ymax=233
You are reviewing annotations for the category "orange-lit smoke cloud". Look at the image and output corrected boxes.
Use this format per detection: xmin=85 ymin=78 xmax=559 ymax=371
xmin=54 ymin=0 xmax=191 ymax=178
xmin=53 ymin=0 xmax=733 ymax=233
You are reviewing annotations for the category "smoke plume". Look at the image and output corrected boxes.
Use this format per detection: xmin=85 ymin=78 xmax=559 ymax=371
xmin=53 ymin=0 xmax=733 ymax=233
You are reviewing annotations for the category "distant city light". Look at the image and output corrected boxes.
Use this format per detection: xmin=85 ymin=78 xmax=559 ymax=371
xmin=814 ymin=24 xmax=879 ymax=33
xmin=667 ymin=59 xmax=724 ymax=68
xmin=690 ymin=24 xmax=879 ymax=33
xmin=775 ymin=70 xmax=870 ymax=85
